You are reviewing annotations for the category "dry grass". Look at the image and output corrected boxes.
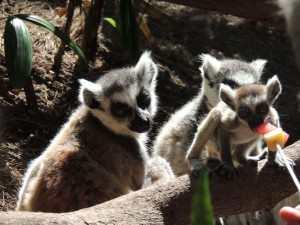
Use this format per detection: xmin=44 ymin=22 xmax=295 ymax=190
xmin=0 ymin=0 xmax=86 ymax=210
xmin=0 ymin=0 xmax=298 ymax=215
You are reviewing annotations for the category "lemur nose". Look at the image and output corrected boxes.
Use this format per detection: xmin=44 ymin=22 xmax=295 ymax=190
xmin=140 ymin=117 xmax=150 ymax=130
xmin=129 ymin=111 xmax=151 ymax=133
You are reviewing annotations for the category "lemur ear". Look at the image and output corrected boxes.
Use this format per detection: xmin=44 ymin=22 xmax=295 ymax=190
xmin=135 ymin=51 xmax=158 ymax=83
xmin=219 ymin=84 xmax=236 ymax=110
xmin=78 ymin=79 xmax=103 ymax=109
xmin=266 ymin=75 xmax=282 ymax=105
xmin=250 ymin=59 xmax=267 ymax=78
xmin=199 ymin=54 xmax=221 ymax=80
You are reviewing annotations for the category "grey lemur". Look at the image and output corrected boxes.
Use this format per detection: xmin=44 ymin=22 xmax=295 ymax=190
xmin=153 ymin=54 xmax=279 ymax=177
xmin=16 ymin=51 xmax=170 ymax=212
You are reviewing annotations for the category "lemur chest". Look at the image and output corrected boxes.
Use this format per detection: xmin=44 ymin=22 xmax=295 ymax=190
xmin=206 ymin=124 xmax=259 ymax=158
xmin=77 ymin=117 xmax=147 ymax=187
xmin=229 ymin=124 xmax=259 ymax=144
xmin=82 ymin=134 xmax=146 ymax=185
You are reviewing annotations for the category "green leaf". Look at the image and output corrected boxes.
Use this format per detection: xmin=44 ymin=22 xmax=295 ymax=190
xmin=104 ymin=17 xmax=118 ymax=29
xmin=14 ymin=14 xmax=88 ymax=66
xmin=4 ymin=17 xmax=33 ymax=88
xmin=119 ymin=0 xmax=139 ymax=60
xmin=191 ymin=168 xmax=214 ymax=225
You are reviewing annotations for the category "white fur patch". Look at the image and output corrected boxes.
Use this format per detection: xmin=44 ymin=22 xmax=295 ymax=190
xmin=250 ymin=59 xmax=267 ymax=76
xmin=231 ymin=71 xmax=257 ymax=85
xmin=199 ymin=54 xmax=221 ymax=78
xmin=202 ymin=82 xmax=220 ymax=107
xmin=219 ymin=84 xmax=236 ymax=106
xmin=91 ymin=109 xmax=139 ymax=137
xmin=78 ymin=79 xmax=103 ymax=104
xmin=135 ymin=51 xmax=158 ymax=83
xmin=16 ymin=156 xmax=43 ymax=210
xmin=266 ymin=75 xmax=282 ymax=104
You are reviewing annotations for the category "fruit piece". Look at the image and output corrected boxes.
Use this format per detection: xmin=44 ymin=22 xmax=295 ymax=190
xmin=255 ymin=122 xmax=277 ymax=135
xmin=264 ymin=128 xmax=289 ymax=151
xmin=255 ymin=122 xmax=289 ymax=151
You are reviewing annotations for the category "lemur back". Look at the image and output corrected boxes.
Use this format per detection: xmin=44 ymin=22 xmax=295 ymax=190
xmin=153 ymin=54 xmax=268 ymax=176
xmin=16 ymin=52 xmax=160 ymax=212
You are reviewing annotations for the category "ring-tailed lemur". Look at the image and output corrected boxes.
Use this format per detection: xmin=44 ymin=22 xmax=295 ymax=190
xmin=153 ymin=54 xmax=274 ymax=176
xmin=186 ymin=76 xmax=292 ymax=178
xmin=16 ymin=51 xmax=167 ymax=212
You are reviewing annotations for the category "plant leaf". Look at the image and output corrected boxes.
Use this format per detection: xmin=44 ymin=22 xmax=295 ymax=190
xmin=14 ymin=14 xmax=88 ymax=66
xmin=104 ymin=17 xmax=118 ymax=29
xmin=191 ymin=168 xmax=214 ymax=225
xmin=4 ymin=17 xmax=33 ymax=88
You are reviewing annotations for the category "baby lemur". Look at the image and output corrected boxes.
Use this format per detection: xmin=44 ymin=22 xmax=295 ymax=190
xmin=153 ymin=54 xmax=280 ymax=176
xmin=186 ymin=76 xmax=285 ymax=177
xmin=16 ymin=51 xmax=163 ymax=212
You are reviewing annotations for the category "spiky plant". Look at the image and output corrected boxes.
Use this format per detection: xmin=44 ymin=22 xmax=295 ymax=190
xmin=4 ymin=14 xmax=87 ymax=108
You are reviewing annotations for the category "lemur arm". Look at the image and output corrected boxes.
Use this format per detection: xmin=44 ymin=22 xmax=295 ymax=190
xmin=186 ymin=107 xmax=221 ymax=171
xmin=219 ymin=128 xmax=233 ymax=166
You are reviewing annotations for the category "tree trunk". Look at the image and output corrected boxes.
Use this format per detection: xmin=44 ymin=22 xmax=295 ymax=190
xmin=53 ymin=0 xmax=77 ymax=74
xmin=156 ymin=0 xmax=280 ymax=20
xmin=23 ymin=78 xmax=37 ymax=109
xmin=1 ymin=141 xmax=300 ymax=225
xmin=82 ymin=0 xmax=104 ymax=62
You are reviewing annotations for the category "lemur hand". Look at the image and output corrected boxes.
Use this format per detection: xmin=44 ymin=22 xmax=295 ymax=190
xmin=216 ymin=102 xmax=238 ymax=130
xmin=188 ymin=158 xmax=206 ymax=177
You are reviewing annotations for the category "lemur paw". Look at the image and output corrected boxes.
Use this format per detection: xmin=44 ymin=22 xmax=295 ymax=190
xmin=207 ymin=158 xmax=222 ymax=170
xmin=215 ymin=162 xmax=238 ymax=179
xmin=188 ymin=159 xmax=206 ymax=177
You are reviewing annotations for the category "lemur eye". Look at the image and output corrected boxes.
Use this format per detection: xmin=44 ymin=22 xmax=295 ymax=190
xmin=256 ymin=103 xmax=269 ymax=115
xmin=137 ymin=91 xmax=151 ymax=109
xmin=111 ymin=102 xmax=132 ymax=118
xmin=222 ymin=78 xmax=239 ymax=89
xmin=238 ymin=106 xmax=252 ymax=119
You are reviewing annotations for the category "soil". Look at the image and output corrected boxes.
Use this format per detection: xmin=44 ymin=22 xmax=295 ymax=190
xmin=0 ymin=0 xmax=299 ymax=211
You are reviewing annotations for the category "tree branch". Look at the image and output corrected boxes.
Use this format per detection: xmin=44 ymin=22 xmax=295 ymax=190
xmin=1 ymin=141 xmax=300 ymax=225
xmin=156 ymin=0 xmax=280 ymax=20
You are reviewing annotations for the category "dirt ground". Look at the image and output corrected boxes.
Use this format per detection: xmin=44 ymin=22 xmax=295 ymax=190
xmin=0 ymin=0 xmax=299 ymax=211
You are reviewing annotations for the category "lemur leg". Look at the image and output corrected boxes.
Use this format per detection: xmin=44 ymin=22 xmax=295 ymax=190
xmin=186 ymin=108 xmax=221 ymax=175
xmin=216 ymin=128 xmax=238 ymax=179
xmin=16 ymin=157 xmax=42 ymax=211
xmin=234 ymin=140 xmax=267 ymax=167
xmin=144 ymin=156 xmax=175 ymax=187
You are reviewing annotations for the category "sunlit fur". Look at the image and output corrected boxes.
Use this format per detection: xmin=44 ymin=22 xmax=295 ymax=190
xmin=153 ymin=54 xmax=269 ymax=176
xmin=185 ymin=77 xmax=282 ymax=176
xmin=16 ymin=51 xmax=166 ymax=212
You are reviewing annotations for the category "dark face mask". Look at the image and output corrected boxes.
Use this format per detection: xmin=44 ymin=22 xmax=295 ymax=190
xmin=129 ymin=109 xmax=151 ymax=133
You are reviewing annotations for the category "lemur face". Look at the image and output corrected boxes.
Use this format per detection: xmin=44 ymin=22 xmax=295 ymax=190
xmin=109 ymin=86 xmax=153 ymax=133
xmin=199 ymin=54 xmax=267 ymax=107
xmin=219 ymin=75 xmax=282 ymax=130
xmin=79 ymin=51 xmax=158 ymax=135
